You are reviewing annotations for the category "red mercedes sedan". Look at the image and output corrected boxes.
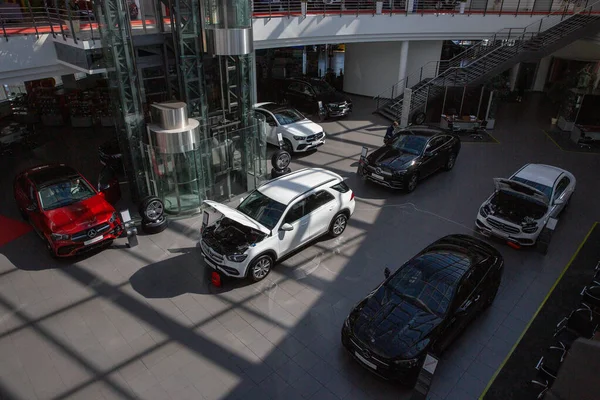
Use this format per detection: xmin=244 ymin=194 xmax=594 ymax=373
xmin=13 ymin=164 xmax=124 ymax=257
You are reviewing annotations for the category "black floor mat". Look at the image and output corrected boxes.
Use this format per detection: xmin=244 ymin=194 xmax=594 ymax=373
xmin=544 ymin=128 xmax=600 ymax=153
xmin=483 ymin=223 xmax=600 ymax=400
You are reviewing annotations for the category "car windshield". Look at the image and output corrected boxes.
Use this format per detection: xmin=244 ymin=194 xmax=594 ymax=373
xmin=511 ymin=176 xmax=553 ymax=199
xmin=311 ymin=81 xmax=335 ymax=95
xmin=273 ymin=109 xmax=305 ymax=125
xmin=385 ymin=251 xmax=470 ymax=316
xmin=391 ymin=135 xmax=428 ymax=155
xmin=38 ymin=177 xmax=96 ymax=210
xmin=237 ymin=190 xmax=287 ymax=230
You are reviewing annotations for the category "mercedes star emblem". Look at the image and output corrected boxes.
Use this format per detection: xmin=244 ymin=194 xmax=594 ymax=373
xmin=375 ymin=167 xmax=382 ymax=175
xmin=87 ymin=229 xmax=97 ymax=239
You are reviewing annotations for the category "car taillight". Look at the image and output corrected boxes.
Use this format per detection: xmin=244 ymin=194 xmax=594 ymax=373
xmin=350 ymin=191 xmax=355 ymax=201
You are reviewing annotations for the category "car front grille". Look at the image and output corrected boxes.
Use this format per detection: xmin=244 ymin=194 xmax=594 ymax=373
xmin=349 ymin=338 xmax=389 ymax=366
xmin=71 ymin=222 xmax=112 ymax=242
xmin=316 ymin=132 xmax=325 ymax=140
xmin=306 ymin=134 xmax=316 ymax=142
xmin=487 ymin=218 xmax=520 ymax=234
xmin=201 ymin=240 xmax=224 ymax=263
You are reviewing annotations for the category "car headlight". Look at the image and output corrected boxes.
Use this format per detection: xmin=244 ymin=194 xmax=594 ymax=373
xmin=293 ymin=135 xmax=304 ymax=141
xmin=393 ymin=357 xmax=420 ymax=368
xmin=393 ymin=169 xmax=408 ymax=176
xmin=480 ymin=204 xmax=490 ymax=218
xmin=50 ymin=233 xmax=70 ymax=241
xmin=109 ymin=212 xmax=119 ymax=223
xmin=226 ymin=254 xmax=248 ymax=262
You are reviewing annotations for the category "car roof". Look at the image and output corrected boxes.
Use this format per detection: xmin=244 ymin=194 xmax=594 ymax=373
xmin=513 ymin=164 xmax=567 ymax=188
xmin=258 ymin=168 xmax=343 ymax=205
xmin=404 ymin=125 xmax=447 ymax=137
xmin=25 ymin=164 xmax=79 ymax=187
xmin=254 ymin=102 xmax=289 ymax=113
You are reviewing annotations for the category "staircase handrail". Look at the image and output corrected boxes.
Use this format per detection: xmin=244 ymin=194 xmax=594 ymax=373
xmin=374 ymin=0 xmax=600 ymax=110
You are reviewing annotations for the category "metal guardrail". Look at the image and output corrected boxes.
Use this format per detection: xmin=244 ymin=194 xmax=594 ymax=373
xmin=375 ymin=0 xmax=600 ymax=111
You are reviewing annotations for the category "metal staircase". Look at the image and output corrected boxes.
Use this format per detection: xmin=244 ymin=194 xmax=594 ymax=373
xmin=374 ymin=4 xmax=600 ymax=123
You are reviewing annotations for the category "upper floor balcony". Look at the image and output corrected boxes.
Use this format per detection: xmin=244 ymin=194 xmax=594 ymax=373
xmin=0 ymin=0 xmax=597 ymax=44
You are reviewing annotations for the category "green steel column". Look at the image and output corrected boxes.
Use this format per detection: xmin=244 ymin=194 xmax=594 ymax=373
xmin=92 ymin=0 xmax=149 ymax=202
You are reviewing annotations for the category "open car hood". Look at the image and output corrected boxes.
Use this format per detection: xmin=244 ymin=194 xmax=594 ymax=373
xmin=493 ymin=178 xmax=549 ymax=207
xmin=203 ymin=200 xmax=270 ymax=235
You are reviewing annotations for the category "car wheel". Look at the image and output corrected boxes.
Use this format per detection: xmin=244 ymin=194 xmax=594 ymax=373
xmin=405 ymin=173 xmax=418 ymax=193
xmin=248 ymin=254 xmax=273 ymax=282
xmin=271 ymin=149 xmax=291 ymax=171
xmin=329 ymin=212 xmax=348 ymax=237
xmin=281 ymin=138 xmax=294 ymax=154
xmin=412 ymin=112 xmax=426 ymax=125
xmin=443 ymin=153 xmax=457 ymax=171
xmin=139 ymin=196 xmax=164 ymax=222
xmin=141 ymin=215 xmax=168 ymax=235
xmin=271 ymin=167 xmax=291 ymax=179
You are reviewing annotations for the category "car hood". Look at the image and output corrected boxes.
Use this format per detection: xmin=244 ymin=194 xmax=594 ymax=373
xmin=494 ymin=178 xmax=549 ymax=207
xmin=351 ymin=287 xmax=441 ymax=359
xmin=203 ymin=200 xmax=270 ymax=235
xmin=319 ymin=91 xmax=351 ymax=105
xmin=367 ymin=146 xmax=418 ymax=170
xmin=283 ymin=120 xmax=323 ymax=137
xmin=43 ymin=195 xmax=115 ymax=234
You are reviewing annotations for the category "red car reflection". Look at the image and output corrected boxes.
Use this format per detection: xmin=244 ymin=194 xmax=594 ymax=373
xmin=13 ymin=164 xmax=123 ymax=257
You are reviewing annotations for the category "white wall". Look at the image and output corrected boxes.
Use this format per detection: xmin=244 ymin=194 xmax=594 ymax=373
xmin=0 ymin=34 xmax=77 ymax=84
xmin=253 ymin=14 xmax=552 ymax=49
xmin=344 ymin=41 xmax=404 ymax=98
xmin=404 ymin=41 xmax=443 ymax=87
xmin=343 ymin=40 xmax=443 ymax=98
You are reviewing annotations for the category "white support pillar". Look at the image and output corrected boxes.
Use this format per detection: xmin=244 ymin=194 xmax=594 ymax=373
xmin=400 ymin=88 xmax=412 ymax=128
xmin=533 ymin=57 xmax=552 ymax=92
xmin=398 ymin=41 xmax=410 ymax=85
xmin=509 ymin=63 xmax=520 ymax=92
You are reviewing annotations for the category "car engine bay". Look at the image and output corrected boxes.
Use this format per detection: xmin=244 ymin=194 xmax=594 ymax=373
xmin=487 ymin=191 xmax=547 ymax=225
xmin=201 ymin=217 xmax=266 ymax=255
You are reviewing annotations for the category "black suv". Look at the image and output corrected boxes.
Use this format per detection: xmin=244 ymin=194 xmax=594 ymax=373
xmin=281 ymin=78 xmax=352 ymax=119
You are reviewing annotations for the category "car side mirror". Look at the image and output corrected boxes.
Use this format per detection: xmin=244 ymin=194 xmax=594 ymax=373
xmin=424 ymin=151 xmax=434 ymax=157
xmin=268 ymin=122 xmax=277 ymax=127
xmin=455 ymin=303 xmax=471 ymax=317
xmin=384 ymin=267 xmax=391 ymax=279
xmin=26 ymin=203 xmax=37 ymax=212
xmin=554 ymin=198 xmax=564 ymax=206
xmin=280 ymin=223 xmax=294 ymax=232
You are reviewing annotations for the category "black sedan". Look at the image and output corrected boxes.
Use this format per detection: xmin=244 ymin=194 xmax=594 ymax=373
xmin=359 ymin=126 xmax=461 ymax=192
xmin=341 ymin=234 xmax=503 ymax=386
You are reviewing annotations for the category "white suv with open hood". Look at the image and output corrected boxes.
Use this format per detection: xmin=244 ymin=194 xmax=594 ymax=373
xmin=475 ymin=164 xmax=575 ymax=247
xmin=200 ymin=168 xmax=356 ymax=282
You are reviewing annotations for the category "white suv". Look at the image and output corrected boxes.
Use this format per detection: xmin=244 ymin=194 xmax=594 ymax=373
xmin=475 ymin=163 xmax=576 ymax=247
xmin=200 ymin=168 xmax=356 ymax=282
xmin=254 ymin=102 xmax=326 ymax=153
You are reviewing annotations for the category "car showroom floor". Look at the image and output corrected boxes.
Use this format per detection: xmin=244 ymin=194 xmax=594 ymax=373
xmin=1 ymin=93 xmax=600 ymax=400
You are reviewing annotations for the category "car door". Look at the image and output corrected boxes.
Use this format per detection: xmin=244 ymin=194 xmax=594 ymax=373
xmin=550 ymin=176 xmax=571 ymax=218
xmin=277 ymin=197 xmax=312 ymax=256
xmin=257 ymin=110 xmax=279 ymax=145
xmin=303 ymin=190 xmax=338 ymax=238
xmin=434 ymin=270 xmax=482 ymax=352
xmin=420 ymin=137 xmax=445 ymax=177
xmin=24 ymin=180 xmax=45 ymax=236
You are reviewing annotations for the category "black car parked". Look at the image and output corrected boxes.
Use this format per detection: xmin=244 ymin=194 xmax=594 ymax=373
xmin=341 ymin=234 xmax=503 ymax=386
xmin=359 ymin=125 xmax=461 ymax=192
xmin=281 ymin=78 xmax=352 ymax=119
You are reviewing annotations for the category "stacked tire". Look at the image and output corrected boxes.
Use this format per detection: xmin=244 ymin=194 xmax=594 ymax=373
xmin=271 ymin=149 xmax=292 ymax=179
xmin=139 ymin=196 xmax=168 ymax=234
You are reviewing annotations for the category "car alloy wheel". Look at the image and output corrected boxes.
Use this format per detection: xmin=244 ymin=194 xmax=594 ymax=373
xmin=330 ymin=213 xmax=348 ymax=237
xmin=250 ymin=255 xmax=273 ymax=282
xmin=406 ymin=174 xmax=418 ymax=192
xmin=139 ymin=196 xmax=164 ymax=222
xmin=445 ymin=153 xmax=457 ymax=171
xmin=271 ymin=150 xmax=291 ymax=171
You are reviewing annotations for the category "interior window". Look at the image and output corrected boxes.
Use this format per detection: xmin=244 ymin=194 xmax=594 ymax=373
xmin=301 ymin=84 xmax=313 ymax=96
xmin=305 ymin=191 xmax=335 ymax=214
xmin=427 ymin=137 xmax=444 ymax=150
xmin=553 ymin=177 xmax=570 ymax=201
xmin=284 ymin=199 xmax=306 ymax=224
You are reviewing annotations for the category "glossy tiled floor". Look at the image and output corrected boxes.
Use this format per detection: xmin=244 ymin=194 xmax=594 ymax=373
xmin=1 ymin=94 xmax=599 ymax=400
